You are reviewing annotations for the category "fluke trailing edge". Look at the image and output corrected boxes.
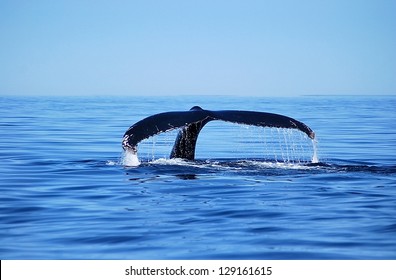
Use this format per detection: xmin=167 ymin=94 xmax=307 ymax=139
xmin=122 ymin=106 xmax=315 ymax=160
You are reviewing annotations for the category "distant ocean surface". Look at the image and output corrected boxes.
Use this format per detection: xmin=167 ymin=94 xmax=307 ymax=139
xmin=1 ymin=95 xmax=395 ymax=259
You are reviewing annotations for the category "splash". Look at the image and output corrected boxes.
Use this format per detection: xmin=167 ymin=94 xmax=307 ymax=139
xmin=151 ymin=157 xmax=188 ymax=165
xmin=121 ymin=150 xmax=141 ymax=167
xmin=237 ymin=160 xmax=315 ymax=170
xmin=311 ymin=138 xmax=319 ymax=163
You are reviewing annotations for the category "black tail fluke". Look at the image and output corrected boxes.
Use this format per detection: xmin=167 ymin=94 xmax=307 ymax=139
xmin=122 ymin=106 xmax=315 ymax=160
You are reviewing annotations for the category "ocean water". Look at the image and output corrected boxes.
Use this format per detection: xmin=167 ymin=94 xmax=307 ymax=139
xmin=0 ymin=95 xmax=395 ymax=260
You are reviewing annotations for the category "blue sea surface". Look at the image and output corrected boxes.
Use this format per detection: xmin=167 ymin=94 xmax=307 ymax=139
xmin=0 ymin=95 xmax=395 ymax=259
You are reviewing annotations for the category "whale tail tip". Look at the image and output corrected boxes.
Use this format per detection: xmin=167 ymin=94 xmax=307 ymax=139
xmin=190 ymin=106 xmax=204 ymax=111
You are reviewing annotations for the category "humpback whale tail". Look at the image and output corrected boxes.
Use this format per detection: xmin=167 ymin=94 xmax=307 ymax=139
xmin=122 ymin=106 xmax=315 ymax=161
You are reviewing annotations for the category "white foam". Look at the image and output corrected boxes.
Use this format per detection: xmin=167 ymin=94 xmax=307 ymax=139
xmin=148 ymin=157 xmax=312 ymax=171
xmin=237 ymin=160 xmax=312 ymax=170
xmin=121 ymin=151 xmax=141 ymax=167
xmin=151 ymin=157 xmax=188 ymax=165
xmin=105 ymin=160 xmax=118 ymax=166
xmin=150 ymin=158 xmax=210 ymax=169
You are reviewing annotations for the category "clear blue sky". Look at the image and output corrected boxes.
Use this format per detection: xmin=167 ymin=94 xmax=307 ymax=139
xmin=1 ymin=0 xmax=395 ymax=96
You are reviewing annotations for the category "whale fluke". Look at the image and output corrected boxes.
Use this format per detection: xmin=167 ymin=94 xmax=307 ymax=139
xmin=122 ymin=106 xmax=315 ymax=160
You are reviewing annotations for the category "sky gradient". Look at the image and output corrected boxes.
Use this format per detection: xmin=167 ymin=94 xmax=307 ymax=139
xmin=1 ymin=0 xmax=395 ymax=96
